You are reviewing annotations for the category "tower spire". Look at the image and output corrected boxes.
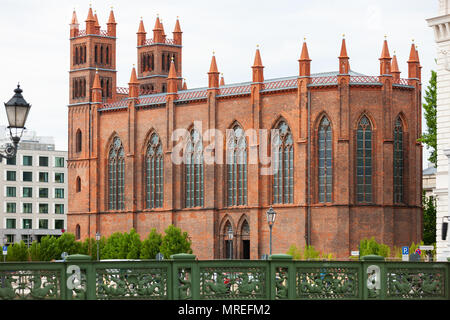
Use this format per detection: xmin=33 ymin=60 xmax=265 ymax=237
xmin=70 ymin=9 xmax=79 ymax=37
xmin=299 ymin=39 xmax=311 ymax=77
xmin=339 ymin=35 xmax=350 ymax=74
xmin=153 ymin=15 xmax=163 ymax=43
xmin=167 ymin=57 xmax=178 ymax=94
xmin=252 ymin=45 xmax=264 ymax=83
xmin=137 ymin=18 xmax=146 ymax=46
xmin=408 ymin=40 xmax=420 ymax=80
xmin=94 ymin=11 xmax=100 ymax=34
xmin=85 ymin=5 xmax=96 ymax=34
xmin=379 ymin=37 xmax=392 ymax=75
xmin=92 ymin=69 xmax=102 ymax=102
xmin=107 ymin=7 xmax=117 ymax=37
xmin=208 ymin=52 xmax=220 ymax=88
xmin=128 ymin=65 xmax=139 ymax=98
xmin=220 ymin=73 xmax=225 ymax=86
xmin=391 ymin=51 xmax=401 ymax=81
xmin=173 ymin=16 xmax=182 ymax=45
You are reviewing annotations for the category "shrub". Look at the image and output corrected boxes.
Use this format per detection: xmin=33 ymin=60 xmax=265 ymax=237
xmin=140 ymin=228 xmax=163 ymax=259
xmin=160 ymin=225 xmax=193 ymax=258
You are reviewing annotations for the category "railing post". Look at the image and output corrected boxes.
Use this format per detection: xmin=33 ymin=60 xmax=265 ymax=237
xmin=360 ymin=255 xmax=385 ymax=300
xmin=269 ymin=254 xmax=294 ymax=300
xmin=171 ymin=253 xmax=197 ymax=300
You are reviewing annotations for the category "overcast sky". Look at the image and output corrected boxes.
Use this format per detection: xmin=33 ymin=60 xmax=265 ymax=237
xmin=0 ymin=0 xmax=439 ymax=165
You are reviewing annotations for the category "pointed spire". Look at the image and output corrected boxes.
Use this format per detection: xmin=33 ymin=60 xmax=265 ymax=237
xmin=71 ymin=9 xmax=79 ymax=25
xmin=137 ymin=18 xmax=146 ymax=46
xmin=380 ymin=37 xmax=391 ymax=59
xmin=154 ymin=14 xmax=162 ymax=30
xmin=138 ymin=18 xmax=146 ymax=33
xmin=338 ymin=35 xmax=350 ymax=74
xmin=85 ymin=5 xmax=96 ymax=34
xmin=173 ymin=16 xmax=182 ymax=45
xmin=379 ymin=36 xmax=392 ymax=76
xmin=252 ymin=45 xmax=264 ymax=83
xmin=408 ymin=41 xmax=419 ymax=62
xmin=86 ymin=6 xmax=95 ymax=22
xmin=209 ymin=53 xmax=219 ymax=73
xmin=182 ymin=79 xmax=187 ymax=90
xmin=128 ymin=65 xmax=139 ymax=98
xmin=167 ymin=57 xmax=178 ymax=94
xmin=208 ymin=52 xmax=220 ymax=88
xmin=94 ymin=11 xmax=100 ymax=34
xmin=93 ymin=69 xmax=101 ymax=89
xmin=107 ymin=7 xmax=117 ymax=37
xmin=299 ymin=39 xmax=311 ymax=77
xmin=391 ymin=52 xmax=401 ymax=81
xmin=153 ymin=14 xmax=163 ymax=43
xmin=408 ymin=40 xmax=420 ymax=80
xmin=70 ymin=9 xmax=79 ymax=37
xmin=92 ymin=69 xmax=102 ymax=102
xmin=220 ymin=73 xmax=225 ymax=86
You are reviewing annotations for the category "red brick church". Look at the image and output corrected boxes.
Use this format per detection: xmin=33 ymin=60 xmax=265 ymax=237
xmin=67 ymin=7 xmax=423 ymax=259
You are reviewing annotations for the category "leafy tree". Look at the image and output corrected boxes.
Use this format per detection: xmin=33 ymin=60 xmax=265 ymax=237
xmin=81 ymin=237 xmax=106 ymax=260
xmin=126 ymin=229 xmax=142 ymax=259
xmin=286 ymin=244 xmax=333 ymax=260
xmin=56 ymin=233 xmax=82 ymax=256
xmin=102 ymin=232 xmax=125 ymax=259
xmin=140 ymin=228 xmax=163 ymax=259
xmin=29 ymin=241 xmax=41 ymax=261
xmin=359 ymin=237 xmax=390 ymax=257
xmin=160 ymin=225 xmax=192 ymax=258
xmin=419 ymin=69 xmax=437 ymax=166
xmin=7 ymin=241 xmax=29 ymax=261
xmin=423 ymin=192 xmax=437 ymax=245
xmin=39 ymin=235 xmax=59 ymax=261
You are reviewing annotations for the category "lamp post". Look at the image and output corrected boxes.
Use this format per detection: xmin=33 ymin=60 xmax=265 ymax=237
xmin=2 ymin=84 xmax=31 ymax=160
xmin=227 ymin=228 xmax=233 ymax=260
xmin=266 ymin=206 xmax=277 ymax=256
xmin=95 ymin=232 xmax=101 ymax=261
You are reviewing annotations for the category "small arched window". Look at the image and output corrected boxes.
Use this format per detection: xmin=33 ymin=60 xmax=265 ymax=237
xmin=94 ymin=45 xmax=98 ymax=63
xmin=108 ymin=137 xmax=125 ymax=210
xmin=100 ymin=46 xmax=104 ymax=64
xmin=356 ymin=116 xmax=373 ymax=203
xmin=145 ymin=133 xmax=163 ymax=209
xmin=76 ymin=176 xmax=81 ymax=193
xmin=75 ymin=129 xmax=82 ymax=153
xmin=185 ymin=128 xmax=204 ymax=208
xmin=75 ymin=224 xmax=81 ymax=240
xmin=106 ymin=46 xmax=109 ymax=65
xmin=273 ymin=121 xmax=293 ymax=204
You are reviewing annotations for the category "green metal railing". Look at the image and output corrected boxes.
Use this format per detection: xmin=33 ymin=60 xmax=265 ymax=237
xmin=0 ymin=253 xmax=448 ymax=300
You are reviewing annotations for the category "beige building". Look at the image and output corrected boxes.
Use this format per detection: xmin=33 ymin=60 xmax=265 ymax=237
xmin=423 ymin=164 xmax=437 ymax=198
xmin=0 ymin=127 xmax=67 ymax=246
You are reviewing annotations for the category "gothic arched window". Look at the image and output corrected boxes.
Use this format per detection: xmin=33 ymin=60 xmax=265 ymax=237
xmin=75 ymin=129 xmax=82 ymax=153
xmin=185 ymin=129 xmax=204 ymax=208
xmin=227 ymin=124 xmax=247 ymax=206
xmin=75 ymin=225 xmax=81 ymax=240
xmin=356 ymin=116 xmax=373 ymax=203
xmin=393 ymin=117 xmax=404 ymax=203
xmin=273 ymin=121 xmax=293 ymax=204
xmin=108 ymin=137 xmax=125 ymax=210
xmin=76 ymin=176 xmax=81 ymax=193
xmin=318 ymin=116 xmax=332 ymax=203
xmin=146 ymin=133 xmax=163 ymax=209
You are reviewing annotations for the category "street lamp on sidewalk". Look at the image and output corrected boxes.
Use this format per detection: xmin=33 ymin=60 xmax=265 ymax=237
xmin=2 ymin=84 xmax=31 ymax=160
xmin=96 ymin=232 xmax=101 ymax=261
xmin=266 ymin=207 xmax=277 ymax=256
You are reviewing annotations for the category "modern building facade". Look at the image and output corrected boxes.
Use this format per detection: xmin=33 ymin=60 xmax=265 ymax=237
xmin=427 ymin=1 xmax=450 ymax=261
xmin=0 ymin=127 xmax=67 ymax=246
xmin=68 ymin=7 xmax=423 ymax=259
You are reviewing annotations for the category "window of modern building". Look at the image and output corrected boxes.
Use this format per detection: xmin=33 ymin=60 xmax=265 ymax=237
xmin=23 ymin=203 xmax=32 ymax=214
xmin=23 ymin=155 xmax=33 ymax=166
xmin=39 ymin=156 xmax=49 ymax=167
xmin=6 ymin=156 xmax=16 ymax=165
xmin=272 ymin=121 xmax=294 ymax=204
xmin=39 ymin=188 xmax=49 ymax=198
xmin=39 ymin=219 xmax=48 ymax=229
xmin=6 ymin=218 xmax=16 ymax=229
xmin=6 ymin=171 xmax=16 ymax=181
xmin=23 ymin=187 xmax=32 ymax=198
xmin=145 ymin=132 xmax=163 ymax=209
xmin=55 ymin=204 xmax=65 ymax=214
xmin=55 ymin=172 xmax=65 ymax=183
xmin=55 ymin=188 xmax=65 ymax=199
xmin=55 ymin=157 xmax=65 ymax=167
xmin=39 ymin=172 xmax=49 ymax=183
xmin=39 ymin=203 xmax=48 ymax=214
xmin=6 ymin=202 xmax=16 ymax=213
xmin=23 ymin=171 xmax=33 ymax=182
xmin=184 ymin=129 xmax=204 ymax=208
xmin=356 ymin=116 xmax=373 ymax=203
xmin=318 ymin=116 xmax=332 ymax=203
xmin=5 ymin=235 xmax=14 ymax=244
xmin=55 ymin=220 xmax=64 ymax=230
xmin=22 ymin=219 xmax=32 ymax=229
xmin=108 ymin=137 xmax=125 ymax=210
xmin=227 ymin=124 xmax=248 ymax=207
xmin=6 ymin=186 xmax=16 ymax=197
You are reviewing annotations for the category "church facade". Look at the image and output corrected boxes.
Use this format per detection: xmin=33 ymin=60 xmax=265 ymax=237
xmin=67 ymin=7 xmax=423 ymax=259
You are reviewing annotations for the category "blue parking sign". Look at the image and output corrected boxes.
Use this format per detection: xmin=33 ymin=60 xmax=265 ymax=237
xmin=402 ymin=246 xmax=409 ymax=255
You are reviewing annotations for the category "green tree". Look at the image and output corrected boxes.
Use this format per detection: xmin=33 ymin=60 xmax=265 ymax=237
xmin=7 ymin=241 xmax=29 ymax=261
xmin=39 ymin=235 xmax=59 ymax=261
xmin=81 ymin=237 xmax=106 ymax=260
xmin=29 ymin=241 xmax=41 ymax=261
xmin=126 ymin=229 xmax=142 ymax=259
xmin=419 ymin=69 xmax=437 ymax=166
xmin=359 ymin=237 xmax=391 ymax=257
xmin=56 ymin=233 xmax=82 ymax=256
xmin=102 ymin=232 xmax=124 ymax=259
xmin=160 ymin=225 xmax=192 ymax=258
xmin=140 ymin=228 xmax=163 ymax=259
xmin=423 ymin=192 xmax=437 ymax=245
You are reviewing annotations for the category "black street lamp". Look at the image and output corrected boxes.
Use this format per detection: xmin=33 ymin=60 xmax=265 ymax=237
xmin=266 ymin=206 xmax=277 ymax=256
xmin=2 ymin=84 xmax=31 ymax=160
xmin=227 ymin=228 xmax=233 ymax=260
xmin=95 ymin=232 xmax=101 ymax=261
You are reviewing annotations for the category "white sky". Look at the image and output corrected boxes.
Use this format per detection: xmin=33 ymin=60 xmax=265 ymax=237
xmin=0 ymin=0 xmax=439 ymax=166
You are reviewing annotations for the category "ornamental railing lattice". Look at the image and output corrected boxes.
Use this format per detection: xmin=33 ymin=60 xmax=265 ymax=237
xmin=0 ymin=255 xmax=449 ymax=300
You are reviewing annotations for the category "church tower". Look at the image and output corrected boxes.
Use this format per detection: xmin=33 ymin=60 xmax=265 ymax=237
xmin=136 ymin=16 xmax=183 ymax=94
